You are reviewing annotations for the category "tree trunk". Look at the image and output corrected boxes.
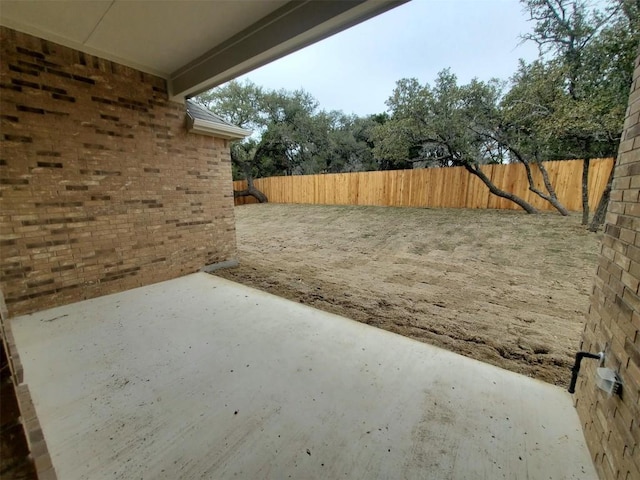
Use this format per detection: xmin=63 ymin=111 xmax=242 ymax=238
xmin=506 ymin=145 xmax=569 ymax=215
xmin=581 ymin=157 xmax=590 ymax=225
xmin=520 ymin=159 xmax=570 ymax=216
xmin=588 ymin=162 xmax=615 ymax=232
xmin=233 ymin=161 xmax=268 ymax=203
xmin=464 ymin=164 xmax=538 ymax=214
xmin=537 ymin=161 xmax=570 ymax=216
xmin=233 ymin=186 xmax=268 ymax=203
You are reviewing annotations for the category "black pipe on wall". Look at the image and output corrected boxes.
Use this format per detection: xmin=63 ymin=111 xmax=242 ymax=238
xmin=568 ymin=351 xmax=603 ymax=394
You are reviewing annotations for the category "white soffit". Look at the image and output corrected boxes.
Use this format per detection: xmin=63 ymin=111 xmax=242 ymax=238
xmin=0 ymin=0 xmax=287 ymax=76
xmin=86 ymin=1 xmax=289 ymax=75
xmin=0 ymin=0 xmax=113 ymax=43
xmin=0 ymin=0 xmax=407 ymax=100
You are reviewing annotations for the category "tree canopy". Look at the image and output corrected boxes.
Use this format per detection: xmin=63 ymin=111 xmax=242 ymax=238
xmin=197 ymin=81 xmax=382 ymax=181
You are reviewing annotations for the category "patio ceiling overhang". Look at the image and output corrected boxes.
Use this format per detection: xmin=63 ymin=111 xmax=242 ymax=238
xmin=0 ymin=0 xmax=408 ymax=101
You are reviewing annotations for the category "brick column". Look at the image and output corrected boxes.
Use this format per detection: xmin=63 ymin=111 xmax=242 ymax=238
xmin=576 ymin=53 xmax=640 ymax=480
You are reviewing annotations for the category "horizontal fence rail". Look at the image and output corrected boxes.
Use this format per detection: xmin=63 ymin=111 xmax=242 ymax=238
xmin=233 ymin=158 xmax=615 ymax=212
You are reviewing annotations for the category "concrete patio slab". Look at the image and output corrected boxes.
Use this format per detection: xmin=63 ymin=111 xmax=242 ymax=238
xmin=11 ymin=273 xmax=596 ymax=479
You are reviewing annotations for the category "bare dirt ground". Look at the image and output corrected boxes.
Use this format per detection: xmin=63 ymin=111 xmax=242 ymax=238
xmin=215 ymin=204 xmax=602 ymax=387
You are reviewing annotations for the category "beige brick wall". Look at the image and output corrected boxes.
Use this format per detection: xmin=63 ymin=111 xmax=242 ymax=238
xmin=0 ymin=27 xmax=237 ymax=317
xmin=576 ymin=53 xmax=640 ymax=480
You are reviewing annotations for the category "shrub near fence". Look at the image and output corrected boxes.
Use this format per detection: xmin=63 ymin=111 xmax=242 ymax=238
xmin=233 ymin=158 xmax=615 ymax=212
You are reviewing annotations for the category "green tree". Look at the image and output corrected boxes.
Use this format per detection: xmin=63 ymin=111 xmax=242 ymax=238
xmin=197 ymin=81 xmax=330 ymax=201
xmin=257 ymin=89 xmax=326 ymax=176
xmin=196 ymin=80 xmax=269 ymax=201
xmin=197 ymin=80 xmax=388 ymax=186
xmin=519 ymin=0 xmax=640 ymax=226
xmin=375 ymin=70 xmax=539 ymax=213
xmin=372 ymin=78 xmax=439 ymax=169
xmin=310 ymin=112 xmax=380 ymax=173
xmin=495 ymin=60 xmax=571 ymax=215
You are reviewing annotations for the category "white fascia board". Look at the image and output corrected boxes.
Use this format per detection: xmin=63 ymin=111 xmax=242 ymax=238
xmin=186 ymin=114 xmax=252 ymax=140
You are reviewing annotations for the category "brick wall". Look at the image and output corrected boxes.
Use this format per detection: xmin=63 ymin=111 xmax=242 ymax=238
xmin=0 ymin=27 xmax=237 ymax=317
xmin=576 ymin=53 xmax=640 ymax=480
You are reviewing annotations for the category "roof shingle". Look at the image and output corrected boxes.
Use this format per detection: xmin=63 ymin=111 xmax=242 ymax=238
xmin=185 ymin=100 xmax=238 ymax=128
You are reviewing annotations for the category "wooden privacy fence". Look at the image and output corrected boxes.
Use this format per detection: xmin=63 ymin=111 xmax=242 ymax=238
xmin=233 ymin=158 xmax=615 ymax=212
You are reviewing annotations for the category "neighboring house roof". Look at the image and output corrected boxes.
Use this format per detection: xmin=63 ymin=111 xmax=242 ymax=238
xmin=186 ymin=100 xmax=252 ymax=140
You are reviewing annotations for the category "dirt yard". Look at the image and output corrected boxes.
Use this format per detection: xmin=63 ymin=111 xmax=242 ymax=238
xmin=215 ymin=204 xmax=602 ymax=387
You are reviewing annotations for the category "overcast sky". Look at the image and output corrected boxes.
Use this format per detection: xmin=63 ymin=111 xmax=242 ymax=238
xmin=235 ymin=0 xmax=541 ymax=116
